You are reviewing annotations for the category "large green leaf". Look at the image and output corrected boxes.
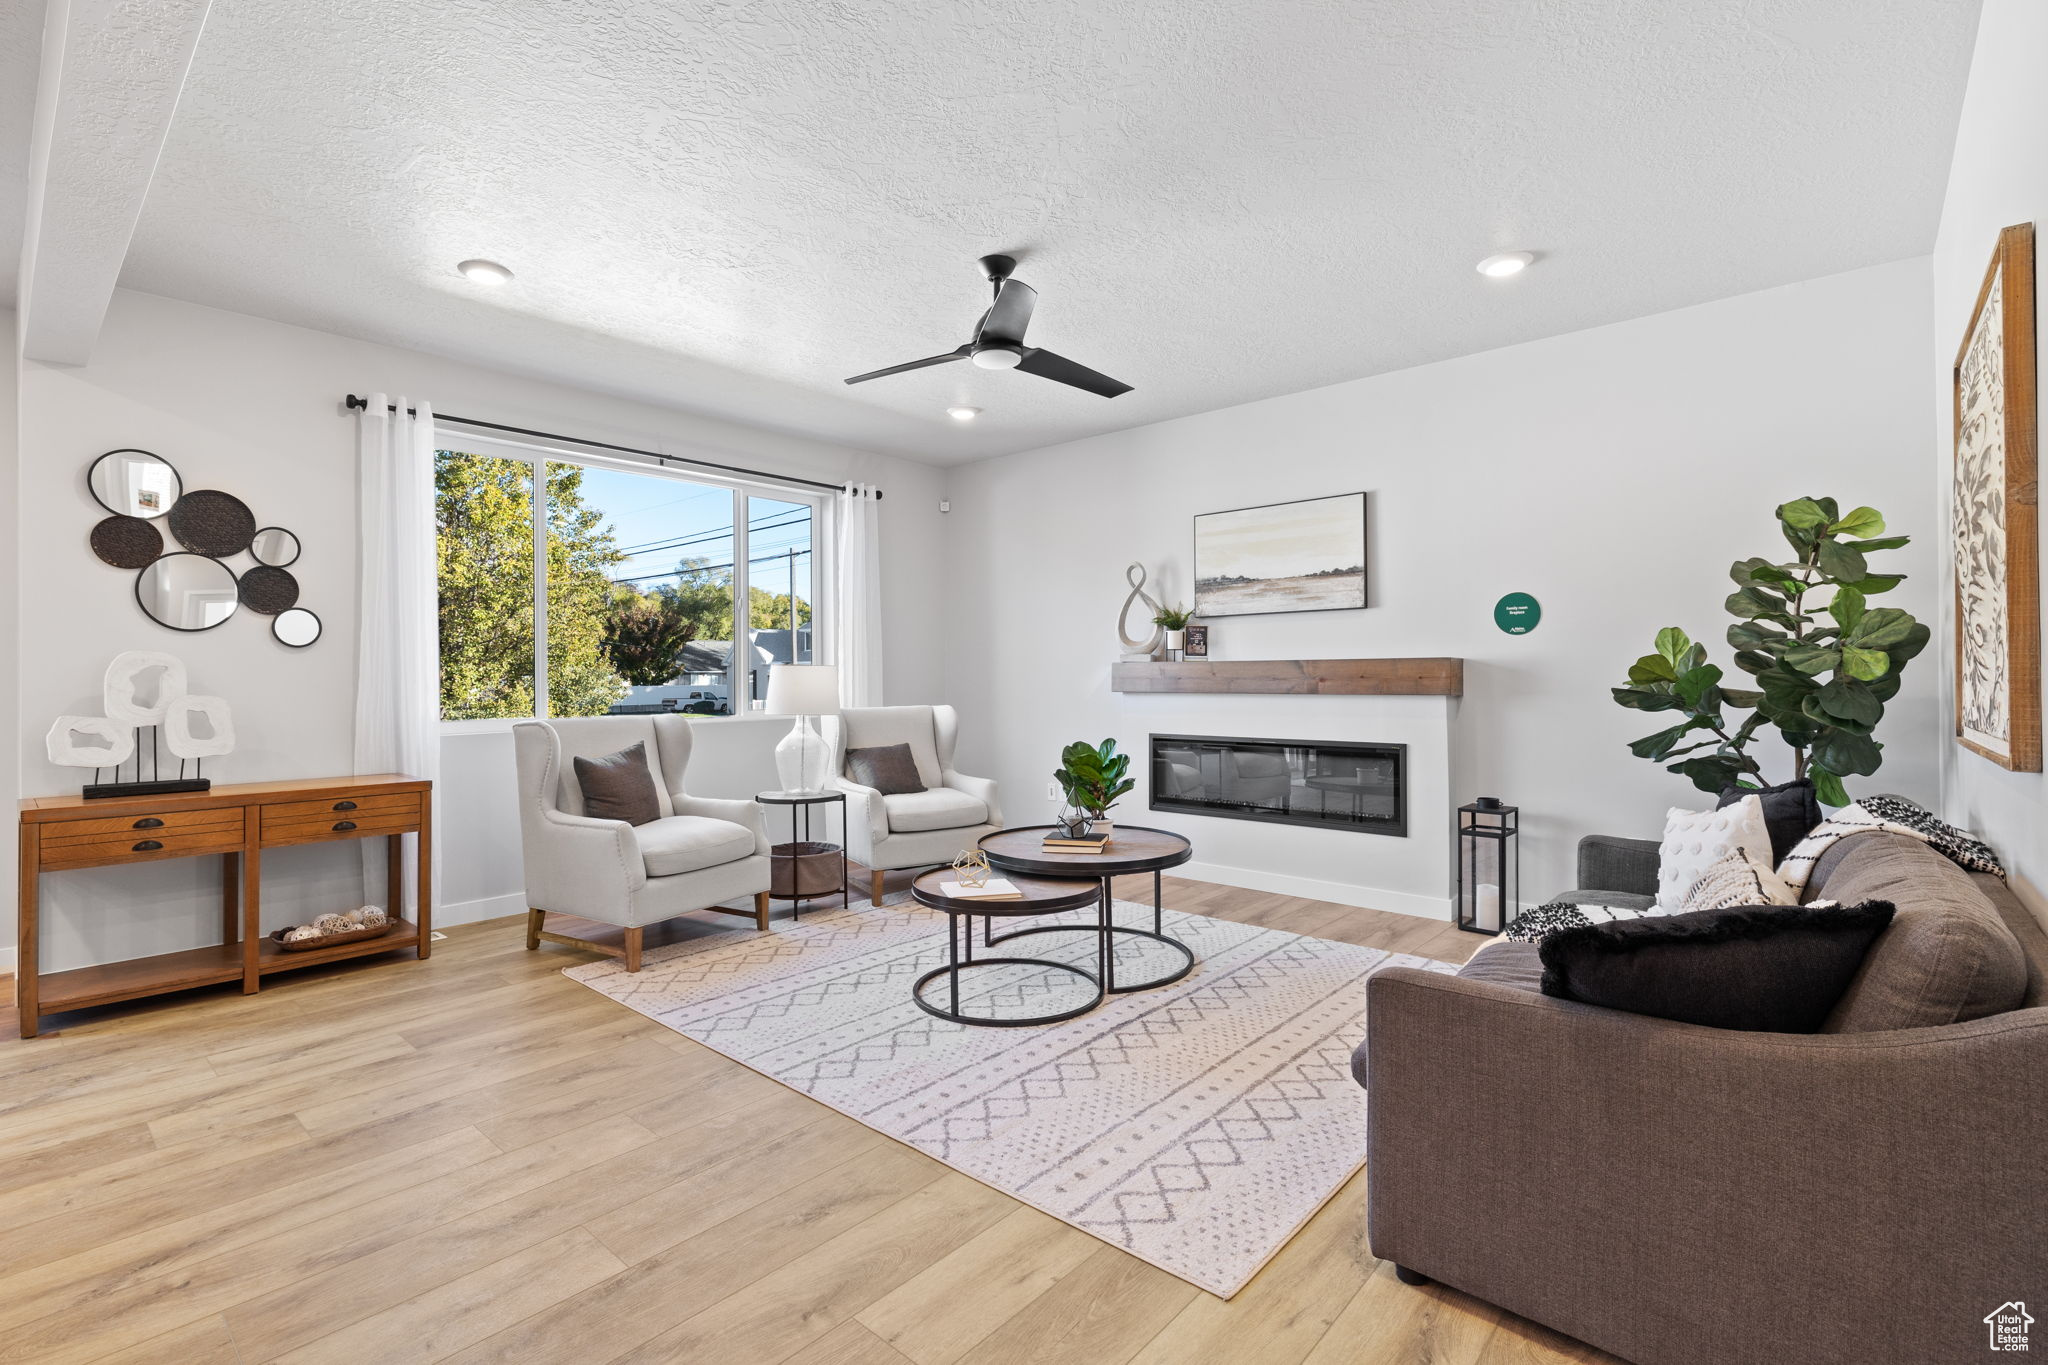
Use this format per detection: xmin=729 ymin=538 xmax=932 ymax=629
xmin=1849 ymin=535 xmax=1909 ymax=553
xmin=1778 ymin=497 xmax=1831 ymax=530
xmin=1815 ymin=540 xmax=1868 ymax=583
xmin=1669 ymin=754 xmax=1750 ymax=795
xmin=1725 ymin=588 xmax=1797 ymax=623
xmin=1827 ymin=584 xmax=1866 ymax=633
xmin=1886 ymin=621 xmax=1932 ymax=665
xmin=1628 ymin=653 xmax=1678 ymax=683
xmin=1654 ymin=626 xmax=1691 ymax=666
xmin=1674 ymin=663 xmax=1723 ymax=710
xmin=1831 ymin=506 xmax=1885 ymax=538
xmin=1757 ymin=666 xmax=1819 ymax=716
xmin=1630 ymin=719 xmax=1704 ymax=761
xmin=1809 ymin=765 xmax=1851 ymax=808
xmin=1840 ymin=646 xmax=1890 ymax=681
xmin=1848 ymin=607 xmax=1915 ymax=649
xmin=1816 ymin=676 xmax=1881 ymax=726
xmin=1783 ymin=643 xmax=1841 ymax=676
xmin=1813 ymin=729 xmax=1883 ymax=776
xmin=1727 ymin=621 xmax=1789 ymax=650
xmin=1720 ymin=687 xmax=1764 ymax=709
xmin=1612 ymin=685 xmax=1682 ymax=712
xmin=1848 ymin=573 xmax=1905 ymax=595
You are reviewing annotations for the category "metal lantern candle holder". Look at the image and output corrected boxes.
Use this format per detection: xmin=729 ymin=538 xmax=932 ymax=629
xmin=1454 ymin=798 xmax=1518 ymax=935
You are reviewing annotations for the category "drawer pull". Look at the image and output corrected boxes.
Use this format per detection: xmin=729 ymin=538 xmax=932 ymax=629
xmin=132 ymin=839 xmax=164 ymax=851
xmin=334 ymin=800 xmax=358 ymax=811
xmin=332 ymin=820 xmax=358 ymax=832
xmin=132 ymin=817 xmax=164 ymax=829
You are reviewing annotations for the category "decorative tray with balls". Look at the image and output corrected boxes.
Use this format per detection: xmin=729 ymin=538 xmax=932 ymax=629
xmin=271 ymin=906 xmax=394 ymax=952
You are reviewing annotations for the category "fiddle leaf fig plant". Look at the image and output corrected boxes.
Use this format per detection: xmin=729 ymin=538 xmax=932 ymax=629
xmin=1055 ymin=738 xmax=1136 ymax=819
xmin=1612 ymin=497 xmax=1928 ymax=807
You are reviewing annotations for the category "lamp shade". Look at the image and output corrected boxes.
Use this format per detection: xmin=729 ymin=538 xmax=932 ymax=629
xmin=762 ymin=663 xmax=841 ymax=716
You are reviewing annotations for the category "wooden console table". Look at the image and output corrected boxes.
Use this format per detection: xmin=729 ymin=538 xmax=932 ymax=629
xmin=16 ymin=774 xmax=432 ymax=1038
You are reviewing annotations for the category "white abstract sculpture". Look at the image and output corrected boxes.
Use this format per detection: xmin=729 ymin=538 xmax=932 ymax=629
xmin=46 ymin=716 xmax=135 ymax=769
xmin=103 ymin=650 xmax=188 ymax=727
xmin=163 ymin=695 xmax=236 ymax=759
xmin=1117 ymin=563 xmax=1166 ymax=661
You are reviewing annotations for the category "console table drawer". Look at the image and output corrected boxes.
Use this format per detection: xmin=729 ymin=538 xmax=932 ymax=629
xmin=261 ymin=807 xmax=420 ymax=847
xmin=262 ymin=792 xmax=421 ymax=828
xmin=40 ymin=823 xmax=245 ymax=870
xmin=37 ymin=806 xmax=243 ymax=842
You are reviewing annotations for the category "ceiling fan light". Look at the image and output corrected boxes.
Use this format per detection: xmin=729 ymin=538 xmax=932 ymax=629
xmin=970 ymin=346 xmax=1023 ymax=370
xmin=457 ymin=258 xmax=514 ymax=285
xmin=946 ymin=406 xmax=981 ymax=421
xmin=1476 ymin=251 xmax=1535 ymax=279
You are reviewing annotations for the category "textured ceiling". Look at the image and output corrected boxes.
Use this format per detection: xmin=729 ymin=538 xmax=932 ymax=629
xmin=111 ymin=0 xmax=1977 ymax=462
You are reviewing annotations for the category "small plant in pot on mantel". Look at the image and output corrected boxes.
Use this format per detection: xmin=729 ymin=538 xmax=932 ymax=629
xmin=1611 ymin=496 xmax=1928 ymax=808
xmin=1152 ymin=604 xmax=1193 ymax=660
xmin=1055 ymin=739 xmax=1136 ymax=835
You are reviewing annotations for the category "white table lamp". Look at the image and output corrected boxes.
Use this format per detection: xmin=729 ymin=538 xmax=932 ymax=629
xmin=763 ymin=664 xmax=841 ymax=794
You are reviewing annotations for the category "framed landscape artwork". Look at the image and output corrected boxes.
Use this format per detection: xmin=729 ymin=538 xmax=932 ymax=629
xmin=1953 ymin=222 xmax=2041 ymax=772
xmin=1194 ymin=492 xmax=1366 ymax=618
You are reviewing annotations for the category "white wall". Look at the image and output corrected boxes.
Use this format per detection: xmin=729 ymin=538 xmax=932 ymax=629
xmin=2 ymin=307 xmax=18 ymax=975
xmin=943 ymin=259 xmax=1939 ymax=912
xmin=15 ymin=290 xmax=946 ymax=971
xmin=1931 ymin=0 xmax=2048 ymax=923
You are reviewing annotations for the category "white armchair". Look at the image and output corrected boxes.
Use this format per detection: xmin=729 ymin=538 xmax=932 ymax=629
xmin=829 ymin=705 xmax=1003 ymax=904
xmin=514 ymin=715 xmax=772 ymax=971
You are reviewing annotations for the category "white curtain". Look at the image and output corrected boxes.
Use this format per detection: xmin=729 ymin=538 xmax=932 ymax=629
xmin=834 ymin=482 xmax=884 ymax=707
xmin=354 ymin=393 xmax=441 ymax=911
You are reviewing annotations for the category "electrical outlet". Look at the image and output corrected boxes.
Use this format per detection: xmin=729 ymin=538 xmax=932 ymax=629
xmin=939 ymin=499 xmax=951 ymax=513
xmin=1046 ymin=780 xmax=1061 ymax=801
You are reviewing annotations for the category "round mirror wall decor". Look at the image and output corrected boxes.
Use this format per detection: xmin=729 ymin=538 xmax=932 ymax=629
xmin=272 ymin=608 xmax=322 ymax=648
xmin=90 ymin=515 xmax=165 ymax=569
xmin=249 ymin=527 xmax=301 ymax=567
xmin=168 ymin=490 xmax=257 ymax=558
xmin=237 ymin=565 xmax=300 ymax=615
xmin=135 ymin=553 xmax=241 ymax=632
xmin=87 ymin=449 xmax=183 ymax=519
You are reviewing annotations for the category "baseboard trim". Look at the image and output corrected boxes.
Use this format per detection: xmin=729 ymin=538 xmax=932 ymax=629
xmin=1173 ymin=859 xmax=1452 ymax=921
xmin=435 ymin=891 xmax=530 ymax=929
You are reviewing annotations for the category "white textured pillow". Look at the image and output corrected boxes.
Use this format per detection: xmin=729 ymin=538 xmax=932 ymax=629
xmin=1678 ymin=845 xmax=1798 ymax=913
xmin=1656 ymin=797 xmax=1777 ymax=910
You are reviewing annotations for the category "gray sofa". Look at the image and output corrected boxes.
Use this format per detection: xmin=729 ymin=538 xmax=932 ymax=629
xmin=1358 ymin=830 xmax=2048 ymax=1365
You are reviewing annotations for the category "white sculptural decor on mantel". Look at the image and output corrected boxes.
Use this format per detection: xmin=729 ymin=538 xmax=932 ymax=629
xmin=1117 ymin=563 xmax=1166 ymax=662
xmin=43 ymin=650 xmax=235 ymax=798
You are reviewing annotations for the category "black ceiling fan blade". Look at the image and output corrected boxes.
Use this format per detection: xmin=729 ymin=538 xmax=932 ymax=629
xmin=844 ymin=345 xmax=970 ymax=385
xmin=976 ymin=279 xmax=1037 ymax=346
xmin=1014 ymin=348 xmax=1132 ymax=397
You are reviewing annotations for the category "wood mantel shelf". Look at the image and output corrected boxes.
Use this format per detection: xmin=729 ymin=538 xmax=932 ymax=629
xmin=1110 ymin=658 xmax=1463 ymax=697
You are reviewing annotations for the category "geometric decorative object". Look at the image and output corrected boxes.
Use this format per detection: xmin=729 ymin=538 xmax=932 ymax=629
xmin=102 ymin=650 xmax=189 ymax=726
xmin=236 ymin=564 xmax=300 ymax=615
xmin=1493 ymin=591 xmax=1541 ymax=635
xmin=562 ymin=894 xmax=1457 ymax=1298
xmin=272 ymin=607 xmax=322 ymax=648
xmin=167 ymin=488 xmax=257 ymax=557
xmin=249 ymin=526 xmax=301 ymax=566
xmin=135 ymin=553 xmax=240 ymax=631
xmin=86 ymin=448 xmax=182 ymax=519
xmin=1953 ymin=222 xmax=2041 ymax=772
xmin=1454 ymin=797 xmax=1519 ymax=936
xmin=45 ymin=715 xmax=136 ymax=769
xmin=163 ymin=694 xmax=236 ymax=759
xmin=763 ymin=663 xmax=841 ymax=794
xmin=1116 ymin=562 xmax=1165 ymax=659
xmin=949 ymin=848 xmax=993 ymax=889
xmin=90 ymin=514 xmax=165 ymax=569
xmin=1194 ymin=492 xmax=1367 ymax=618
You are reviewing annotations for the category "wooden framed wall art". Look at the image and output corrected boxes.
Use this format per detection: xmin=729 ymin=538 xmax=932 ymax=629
xmin=1953 ymin=222 xmax=2041 ymax=771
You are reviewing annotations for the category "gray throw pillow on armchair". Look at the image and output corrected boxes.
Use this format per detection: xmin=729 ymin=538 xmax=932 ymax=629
xmin=846 ymin=742 xmax=927 ymax=795
xmin=573 ymin=741 xmax=662 ymax=826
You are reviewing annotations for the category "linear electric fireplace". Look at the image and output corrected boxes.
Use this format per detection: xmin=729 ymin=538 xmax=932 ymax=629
xmin=1149 ymin=734 xmax=1406 ymax=837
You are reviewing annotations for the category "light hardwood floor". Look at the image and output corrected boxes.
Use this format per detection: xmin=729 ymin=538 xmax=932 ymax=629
xmin=0 ymin=877 xmax=1620 ymax=1365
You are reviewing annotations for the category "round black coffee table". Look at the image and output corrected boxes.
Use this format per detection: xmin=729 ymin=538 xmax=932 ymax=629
xmin=910 ymin=869 xmax=1105 ymax=1027
xmin=978 ymin=825 xmax=1196 ymax=994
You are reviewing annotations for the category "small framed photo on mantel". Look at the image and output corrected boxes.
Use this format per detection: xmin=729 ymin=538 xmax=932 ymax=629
xmin=1183 ymin=624 xmax=1209 ymax=657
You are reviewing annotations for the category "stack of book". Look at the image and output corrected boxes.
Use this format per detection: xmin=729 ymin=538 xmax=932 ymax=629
xmin=1042 ymin=830 xmax=1110 ymax=854
xmin=938 ymin=878 xmax=1023 ymax=901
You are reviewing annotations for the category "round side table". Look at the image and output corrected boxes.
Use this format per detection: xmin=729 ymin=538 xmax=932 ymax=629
xmin=756 ymin=790 xmax=848 ymax=918
xmin=910 ymin=869 xmax=1105 ymax=1027
xmin=978 ymin=825 xmax=1196 ymax=994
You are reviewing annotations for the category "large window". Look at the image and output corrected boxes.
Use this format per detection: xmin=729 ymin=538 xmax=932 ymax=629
xmin=435 ymin=438 xmax=820 ymax=722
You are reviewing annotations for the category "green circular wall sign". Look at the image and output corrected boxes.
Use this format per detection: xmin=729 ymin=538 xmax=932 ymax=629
xmin=1494 ymin=592 xmax=1541 ymax=635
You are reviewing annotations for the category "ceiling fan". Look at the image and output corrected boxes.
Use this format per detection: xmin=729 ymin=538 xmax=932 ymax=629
xmin=843 ymin=255 xmax=1132 ymax=398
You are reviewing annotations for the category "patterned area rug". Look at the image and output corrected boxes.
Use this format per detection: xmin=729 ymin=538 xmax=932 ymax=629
xmin=562 ymin=895 xmax=1455 ymax=1297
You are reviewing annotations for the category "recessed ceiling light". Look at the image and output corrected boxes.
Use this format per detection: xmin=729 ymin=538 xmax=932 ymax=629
xmin=946 ymin=406 xmax=981 ymax=421
xmin=457 ymin=258 xmax=514 ymax=285
xmin=1476 ymin=251 xmax=1535 ymax=279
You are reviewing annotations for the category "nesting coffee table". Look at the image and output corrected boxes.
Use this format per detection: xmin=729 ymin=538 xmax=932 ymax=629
xmin=909 ymin=869 xmax=1105 ymax=1027
xmin=978 ymin=825 xmax=1196 ymax=996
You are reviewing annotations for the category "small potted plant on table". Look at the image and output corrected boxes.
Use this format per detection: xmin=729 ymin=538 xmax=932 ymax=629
xmin=1153 ymin=604 xmax=1193 ymax=660
xmin=1055 ymin=739 xmax=1136 ymax=836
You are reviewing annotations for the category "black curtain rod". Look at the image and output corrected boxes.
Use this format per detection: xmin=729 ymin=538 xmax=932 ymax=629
xmin=342 ymin=394 xmax=879 ymax=499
